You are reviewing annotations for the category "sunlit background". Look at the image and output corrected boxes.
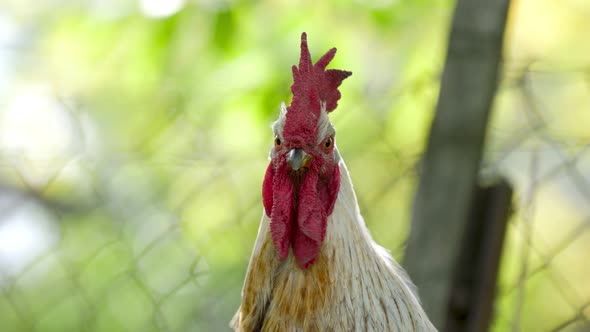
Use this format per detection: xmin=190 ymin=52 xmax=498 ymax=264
xmin=0 ymin=0 xmax=589 ymax=331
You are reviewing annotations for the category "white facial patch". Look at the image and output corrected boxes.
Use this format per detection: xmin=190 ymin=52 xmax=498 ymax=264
xmin=316 ymin=102 xmax=335 ymax=144
xmin=271 ymin=102 xmax=288 ymax=138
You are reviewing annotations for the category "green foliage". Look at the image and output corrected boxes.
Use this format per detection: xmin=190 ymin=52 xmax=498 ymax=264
xmin=1 ymin=0 xmax=589 ymax=331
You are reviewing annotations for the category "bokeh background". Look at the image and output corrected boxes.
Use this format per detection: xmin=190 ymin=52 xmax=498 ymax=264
xmin=0 ymin=0 xmax=589 ymax=331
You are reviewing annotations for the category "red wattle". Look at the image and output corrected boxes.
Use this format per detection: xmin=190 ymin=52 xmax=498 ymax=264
xmin=325 ymin=165 xmax=340 ymax=215
xmin=263 ymin=159 xmax=341 ymax=269
xmin=293 ymin=167 xmax=326 ymax=268
xmin=262 ymin=163 xmax=274 ymax=218
xmin=296 ymin=167 xmax=326 ymax=243
xmin=268 ymin=162 xmax=293 ymax=260
xmin=292 ymin=227 xmax=322 ymax=269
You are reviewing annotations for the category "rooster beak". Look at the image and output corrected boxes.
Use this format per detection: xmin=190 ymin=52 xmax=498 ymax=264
xmin=287 ymin=149 xmax=312 ymax=171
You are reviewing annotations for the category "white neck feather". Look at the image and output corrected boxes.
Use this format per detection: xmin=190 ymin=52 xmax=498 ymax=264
xmin=318 ymin=153 xmax=437 ymax=331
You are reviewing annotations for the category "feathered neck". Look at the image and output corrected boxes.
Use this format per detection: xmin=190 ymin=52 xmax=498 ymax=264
xmin=233 ymin=150 xmax=437 ymax=331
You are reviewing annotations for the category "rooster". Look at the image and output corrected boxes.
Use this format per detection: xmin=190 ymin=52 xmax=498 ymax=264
xmin=231 ymin=33 xmax=437 ymax=332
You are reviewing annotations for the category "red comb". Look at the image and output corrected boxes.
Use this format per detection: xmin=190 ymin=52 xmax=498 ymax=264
xmin=283 ymin=32 xmax=351 ymax=144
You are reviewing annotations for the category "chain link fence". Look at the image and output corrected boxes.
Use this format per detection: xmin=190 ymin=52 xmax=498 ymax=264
xmin=0 ymin=1 xmax=589 ymax=331
xmin=484 ymin=62 xmax=590 ymax=332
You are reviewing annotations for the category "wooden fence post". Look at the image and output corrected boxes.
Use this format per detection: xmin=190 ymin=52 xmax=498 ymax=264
xmin=445 ymin=180 xmax=513 ymax=331
xmin=402 ymin=0 xmax=511 ymax=329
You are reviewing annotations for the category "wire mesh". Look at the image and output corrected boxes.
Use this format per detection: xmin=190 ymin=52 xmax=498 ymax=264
xmin=0 ymin=1 xmax=589 ymax=332
xmin=484 ymin=63 xmax=590 ymax=332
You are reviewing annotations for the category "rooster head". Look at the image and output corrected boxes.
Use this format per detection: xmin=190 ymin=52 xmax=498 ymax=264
xmin=262 ymin=33 xmax=351 ymax=269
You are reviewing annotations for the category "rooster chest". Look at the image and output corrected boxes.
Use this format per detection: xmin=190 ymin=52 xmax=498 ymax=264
xmin=261 ymin=251 xmax=337 ymax=331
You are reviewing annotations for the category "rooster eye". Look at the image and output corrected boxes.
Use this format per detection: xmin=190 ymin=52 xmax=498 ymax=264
xmin=274 ymin=137 xmax=282 ymax=148
xmin=323 ymin=137 xmax=333 ymax=150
